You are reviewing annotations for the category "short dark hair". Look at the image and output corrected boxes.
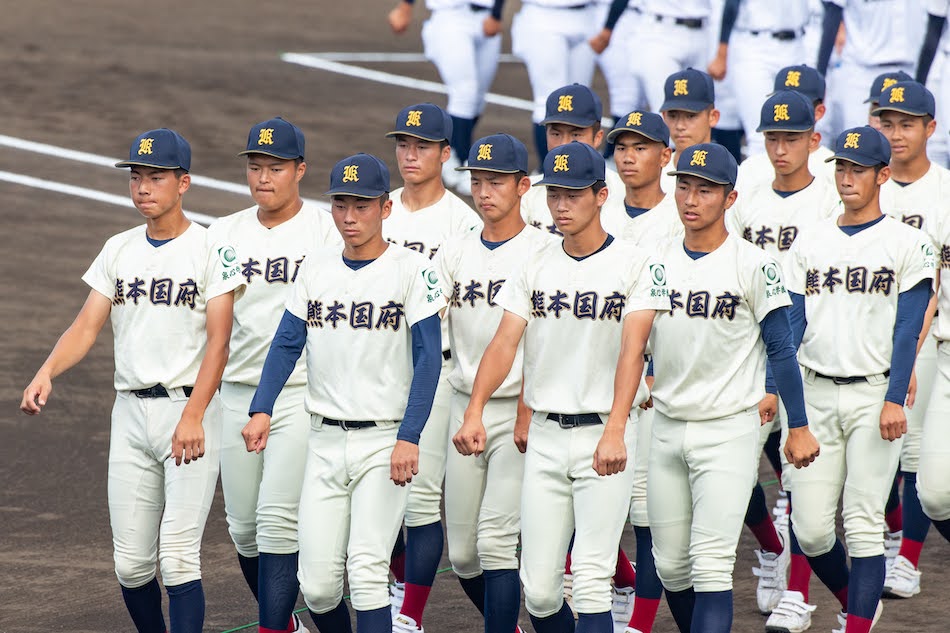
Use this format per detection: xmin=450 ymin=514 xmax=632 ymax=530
xmin=591 ymin=180 xmax=607 ymax=195
xmin=512 ymin=170 xmax=528 ymax=182
xmin=173 ymin=168 xmax=188 ymax=179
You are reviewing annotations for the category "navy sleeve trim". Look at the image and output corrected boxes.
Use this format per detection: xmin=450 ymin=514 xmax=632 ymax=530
xmin=398 ymin=313 xmax=443 ymax=444
xmin=761 ymin=306 xmax=808 ymax=428
xmin=886 ymin=279 xmax=932 ymax=404
xmin=249 ymin=310 xmax=307 ymax=416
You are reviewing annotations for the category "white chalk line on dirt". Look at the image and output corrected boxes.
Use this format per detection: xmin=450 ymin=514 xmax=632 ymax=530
xmin=311 ymin=51 xmax=521 ymax=63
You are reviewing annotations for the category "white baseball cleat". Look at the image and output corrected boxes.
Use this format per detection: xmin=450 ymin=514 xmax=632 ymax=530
xmin=882 ymin=555 xmax=921 ymax=598
xmin=611 ymin=585 xmax=635 ymax=623
xmin=753 ymin=535 xmax=790 ymax=614
xmin=392 ymin=613 xmax=424 ymax=633
xmin=830 ymin=601 xmax=883 ymax=633
xmin=765 ymin=591 xmax=816 ymax=633
xmin=883 ymin=531 xmax=902 ymax=571
xmin=389 ymin=581 xmax=406 ymax=618
xmin=455 ymin=165 xmax=472 ymax=197
xmin=624 ymin=628 xmax=645 ymax=633
xmin=563 ymin=573 xmax=577 ymax=618
xmin=290 ymin=613 xmax=310 ymax=633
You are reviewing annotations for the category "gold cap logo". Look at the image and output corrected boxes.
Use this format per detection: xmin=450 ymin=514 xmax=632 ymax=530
xmin=689 ymin=150 xmax=708 ymax=167
xmin=773 ymin=104 xmax=790 ymax=122
xmin=673 ymin=79 xmax=689 ymax=96
xmin=476 ymin=144 xmax=493 ymax=161
xmin=626 ymin=112 xmax=643 ymax=127
xmin=843 ymin=132 xmax=861 ymax=149
xmin=137 ymin=138 xmax=154 ymax=155
xmin=557 ymin=95 xmax=574 ymax=112
xmin=553 ymin=154 xmax=570 ymax=172
xmin=342 ymin=165 xmax=359 ymax=183
xmin=785 ymin=71 xmax=801 ymax=87
xmin=406 ymin=110 xmax=423 ymax=127
xmin=257 ymin=128 xmax=275 ymax=145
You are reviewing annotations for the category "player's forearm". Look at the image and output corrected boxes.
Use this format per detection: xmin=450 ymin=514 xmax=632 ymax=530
xmin=916 ymin=14 xmax=947 ymax=84
xmin=250 ymin=310 xmax=307 ymax=416
xmin=182 ymin=299 xmax=234 ymax=421
xmin=607 ymin=350 xmax=644 ymax=431
xmin=816 ymin=1 xmax=843 ymax=75
xmin=603 ymin=0 xmax=626 ymax=31
xmin=761 ymin=307 xmax=807 ymax=427
xmin=886 ymin=280 xmax=931 ymax=404
xmin=398 ymin=315 xmax=442 ymax=444
xmin=36 ymin=322 xmax=101 ymax=381
xmin=718 ymin=0 xmax=739 ymax=44
xmin=469 ymin=338 xmax=518 ymax=411
xmin=916 ymin=292 xmax=938 ymax=356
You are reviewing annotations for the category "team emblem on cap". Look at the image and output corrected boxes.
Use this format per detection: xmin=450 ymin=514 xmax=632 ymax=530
xmin=258 ymin=128 xmax=275 ymax=145
xmin=557 ymin=95 xmax=574 ymax=112
xmin=690 ymin=150 xmax=707 ymax=167
xmin=626 ymin=112 xmax=643 ymax=126
xmin=882 ymin=77 xmax=899 ymax=90
xmin=477 ymin=144 xmax=493 ymax=161
xmin=342 ymin=164 xmax=360 ymax=183
xmin=137 ymin=138 xmax=154 ymax=155
xmin=673 ymin=79 xmax=689 ymax=96
xmin=773 ymin=104 xmax=790 ymax=122
xmin=406 ymin=110 xmax=423 ymax=127
xmin=785 ymin=71 xmax=801 ymax=87
xmin=553 ymin=154 xmax=570 ymax=172
xmin=889 ymin=87 xmax=905 ymax=103
xmin=844 ymin=132 xmax=861 ymax=149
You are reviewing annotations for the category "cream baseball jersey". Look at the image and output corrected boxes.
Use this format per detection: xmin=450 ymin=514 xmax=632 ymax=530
xmin=640 ymin=0 xmax=710 ymax=17
xmin=649 ymin=234 xmax=792 ymax=420
xmin=734 ymin=0 xmax=808 ymax=31
xmin=880 ymin=162 xmax=950 ymax=240
xmin=435 ymin=226 xmax=555 ymax=398
xmin=830 ymin=0 xmax=925 ymax=66
xmin=209 ymin=203 xmax=341 ymax=387
xmin=82 ymin=223 xmax=244 ymax=391
xmin=521 ymin=168 xmax=628 ymax=237
xmin=735 ymin=146 xmax=836 ymax=193
xmin=286 ymin=244 xmax=445 ymax=421
xmin=384 ymin=188 xmax=482 ymax=259
xmin=619 ymin=195 xmax=684 ymax=246
xmin=787 ymin=216 xmax=936 ymax=376
xmin=495 ymin=238 xmax=669 ymax=414
xmin=727 ymin=176 xmax=840 ymax=264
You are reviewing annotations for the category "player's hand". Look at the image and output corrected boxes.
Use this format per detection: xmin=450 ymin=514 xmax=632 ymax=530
xmin=593 ymin=426 xmax=627 ymax=476
xmin=172 ymin=415 xmax=205 ymax=466
xmin=706 ymin=46 xmax=728 ymax=80
xmin=879 ymin=401 xmax=907 ymax=442
xmin=454 ymin=417 xmax=488 ymax=456
xmin=588 ymin=28 xmax=612 ymax=54
xmin=640 ymin=374 xmax=655 ymax=410
xmin=784 ymin=426 xmax=820 ymax=468
xmin=391 ymin=440 xmax=419 ymax=486
xmin=388 ymin=1 xmax=413 ymax=34
xmin=514 ymin=402 xmax=532 ymax=453
xmin=242 ymin=413 xmax=272 ymax=454
xmin=21 ymin=373 xmax=52 ymax=415
xmin=483 ymin=15 xmax=502 ymax=37
xmin=759 ymin=393 xmax=778 ymax=425
xmin=906 ymin=369 xmax=918 ymax=409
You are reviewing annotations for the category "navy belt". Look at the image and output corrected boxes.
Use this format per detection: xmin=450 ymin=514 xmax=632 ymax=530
xmin=547 ymin=412 xmax=603 ymax=428
xmin=132 ymin=385 xmax=193 ymax=398
xmin=648 ymin=13 xmax=705 ymax=29
xmin=814 ymin=370 xmax=890 ymax=385
xmin=469 ymin=3 xmax=489 ymax=11
xmin=443 ymin=349 xmax=452 ymax=361
xmin=747 ymin=28 xmax=804 ymax=41
xmin=323 ymin=417 xmax=385 ymax=430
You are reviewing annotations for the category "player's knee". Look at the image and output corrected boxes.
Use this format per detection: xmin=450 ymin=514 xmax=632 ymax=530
xmin=346 ymin=559 xmax=391 ymax=611
xmin=301 ymin=580 xmax=345 ymax=615
xmin=570 ymin=567 xmax=613 ymax=614
xmin=791 ymin=519 xmax=836 ymax=557
xmin=256 ymin=511 xmax=299 ymax=555
xmin=918 ymin=478 xmax=950 ymax=521
xmin=404 ymin=500 xmax=442 ymax=528
xmin=449 ymin=541 xmax=481 ymax=579
xmin=524 ymin=586 xmax=565 ymax=619
xmin=114 ymin=555 xmax=158 ymax=589
xmin=158 ymin=551 xmax=202 ymax=587
xmin=228 ymin=526 xmax=259 ymax=558
xmin=447 ymin=84 xmax=480 ymax=120
xmin=690 ymin=558 xmax=736 ymax=593
xmin=476 ymin=521 xmax=520 ymax=571
xmin=653 ymin=554 xmax=692 ymax=593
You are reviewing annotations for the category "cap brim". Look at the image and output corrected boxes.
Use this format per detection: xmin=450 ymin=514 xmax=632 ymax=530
xmin=606 ymin=128 xmax=667 ymax=144
xmin=323 ymin=187 xmax=388 ymax=198
xmin=666 ymin=169 xmax=732 ymax=185
xmin=539 ymin=117 xmax=598 ymax=127
xmin=384 ymin=130 xmax=448 ymax=142
xmin=455 ymin=166 xmax=523 ymax=173
xmin=863 ymin=95 xmax=880 ymax=104
xmin=114 ymin=160 xmax=185 ymax=170
xmin=659 ymin=100 xmax=712 ymax=113
xmin=533 ymin=177 xmax=598 ymax=189
xmin=238 ymin=150 xmax=303 ymax=160
xmin=755 ymin=123 xmax=814 ymax=133
xmin=823 ymin=154 xmax=882 ymax=166
xmin=870 ymin=105 xmax=932 ymax=118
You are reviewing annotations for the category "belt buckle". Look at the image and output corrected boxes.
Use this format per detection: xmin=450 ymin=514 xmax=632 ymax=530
xmin=339 ymin=420 xmax=352 ymax=431
xmin=556 ymin=414 xmax=574 ymax=429
xmin=832 ymin=376 xmax=853 ymax=385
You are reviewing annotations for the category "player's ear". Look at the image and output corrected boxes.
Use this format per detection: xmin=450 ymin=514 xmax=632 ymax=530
xmin=724 ymin=187 xmax=738 ymax=210
xmin=595 ymin=183 xmax=609 ymax=206
xmin=814 ymin=103 xmax=826 ymax=122
xmin=380 ymin=197 xmax=393 ymax=220
xmin=708 ymin=107 xmax=721 ymax=128
xmin=178 ymin=172 xmax=191 ymax=195
xmin=441 ymin=143 xmax=452 ymax=164
xmin=295 ymin=160 xmax=307 ymax=183
xmin=660 ymin=146 xmax=673 ymax=168
xmin=876 ymin=165 xmax=891 ymax=186
xmin=926 ymin=117 xmax=937 ymax=139
xmin=517 ymin=175 xmax=532 ymax=196
xmin=809 ymin=131 xmax=820 ymax=152
xmin=593 ymin=128 xmax=605 ymax=148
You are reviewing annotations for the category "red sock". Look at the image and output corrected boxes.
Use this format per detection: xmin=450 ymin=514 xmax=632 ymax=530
xmin=565 ymin=551 xmax=572 ymax=575
xmin=287 ymin=614 xmax=297 ymax=632
xmin=628 ymin=597 xmax=660 ymax=632
xmin=898 ymin=538 xmax=924 ymax=568
xmin=391 ymin=551 xmax=406 ymax=584
xmin=885 ymin=505 xmax=903 ymax=533
xmin=400 ymin=583 xmax=433 ymax=625
xmin=788 ymin=554 xmax=812 ymax=602
xmin=844 ymin=614 xmax=874 ymax=633
xmin=613 ymin=549 xmax=637 ymax=589
xmin=749 ymin=517 xmax=784 ymax=555
xmin=259 ymin=626 xmax=284 ymax=633
xmin=834 ymin=586 xmax=848 ymax=611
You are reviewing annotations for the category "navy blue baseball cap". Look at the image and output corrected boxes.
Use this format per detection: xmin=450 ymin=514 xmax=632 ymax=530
xmin=660 ymin=68 xmax=715 ymax=113
xmin=607 ymin=110 xmax=670 ymax=145
xmin=115 ymin=128 xmax=191 ymax=171
xmin=872 ymin=81 xmax=936 ymax=118
xmin=239 ymin=117 xmax=305 ymax=160
xmin=771 ymin=65 xmax=826 ymax=103
xmin=864 ymin=70 xmax=913 ymax=104
xmin=325 ymin=153 xmax=391 ymax=198
xmin=825 ymin=126 xmax=891 ymax=166
xmin=668 ymin=143 xmax=738 ymax=186
xmin=540 ymin=84 xmax=603 ymax=127
xmin=385 ymin=103 xmax=453 ymax=142
xmin=458 ymin=133 xmax=529 ymax=174
xmin=535 ymin=141 xmax=606 ymax=189
xmin=757 ymin=90 xmax=815 ymax=133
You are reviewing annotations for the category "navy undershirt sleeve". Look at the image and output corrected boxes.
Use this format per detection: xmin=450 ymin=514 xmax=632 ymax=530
xmin=760 ymin=306 xmax=808 ymax=428
xmin=604 ymin=0 xmax=628 ymax=30
xmin=491 ymin=0 xmax=504 ymax=20
xmin=789 ymin=292 xmax=807 ymax=347
xmin=917 ymin=14 xmax=948 ymax=84
xmin=719 ymin=0 xmax=740 ymax=43
xmin=249 ymin=310 xmax=307 ymax=416
xmin=886 ymin=279 xmax=932 ymax=404
xmin=816 ymin=1 xmax=844 ymax=75
xmin=399 ymin=313 xmax=443 ymax=444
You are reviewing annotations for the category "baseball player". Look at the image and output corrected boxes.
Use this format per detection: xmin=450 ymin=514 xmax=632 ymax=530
xmin=461 ymin=140 xmax=667 ymax=633
xmin=383 ymin=103 xmax=482 ymax=632
xmin=520 ymin=83 xmax=627 ymax=238
xmin=245 ymin=153 xmax=445 ymax=633
xmin=705 ymin=0 xmax=809 ymax=157
xmin=659 ymin=68 xmax=721 ymax=195
xmin=436 ymin=133 xmax=549 ymax=633
xmin=915 ymin=2 xmax=950 ymax=167
xmin=875 ymin=81 xmax=945 ymax=600
xmin=20 ymin=129 xmax=244 ymax=633
xmin=784 ymin=126 xmax=935 ymax=633
xmin=816 ymin=0 xmax=925 ymax=140
xmin=647 ymin=142 xmax=818 ymax=633
xmin=211 ymin=117 xmax=340 ymax=633
xmin=386 ymin=0 xmax=502 ymax=192
xmin=864 ymin=70 xmax=915 ymax=131
xmin=735 ymin=64 xmax=836 ymax=193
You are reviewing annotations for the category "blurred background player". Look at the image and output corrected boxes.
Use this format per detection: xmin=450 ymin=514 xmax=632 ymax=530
xmin=785 ymin=126 xmax=934 ymax=633
xmin=21 ymin=129 xmax=244 ymax=633
xmin=439 ymin=133 xmax=549 ymax=633
xmin=387 ymin=0 xmax=503 ymax=195
xmin=915 ymin=2 xmax=950 ymax=167
xmin=658 ymin=68 xmax=721 ymax=194
xmin=246 ymin=153 xmax=445 ymax=633
xmin=875 ymin=81 xmax=945 ymax=600
xmin=212 ymin=117 xmax=340 ymax=633
xmin=706 ymin=0 xmax=810 ymax=156
xmin=383 ymin=103 xmax=482 ymax=633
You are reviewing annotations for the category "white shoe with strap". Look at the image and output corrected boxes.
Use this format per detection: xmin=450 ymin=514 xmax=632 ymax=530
xmin=883 ymin=554 xmax=921 ymax=598
xmin=765 ymin=590 xmax=816 ymax=633
xmin=392 ymin=613 xmax=424 ymax=633
xmin=753 ymin=534 xmax=790 ymax=614
xmin=830 ymin=601 xmax=883 ymax=633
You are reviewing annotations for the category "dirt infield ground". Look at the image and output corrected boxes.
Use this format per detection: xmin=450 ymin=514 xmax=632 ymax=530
xmin=1 ymin=1 xmax=947 ymax=631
